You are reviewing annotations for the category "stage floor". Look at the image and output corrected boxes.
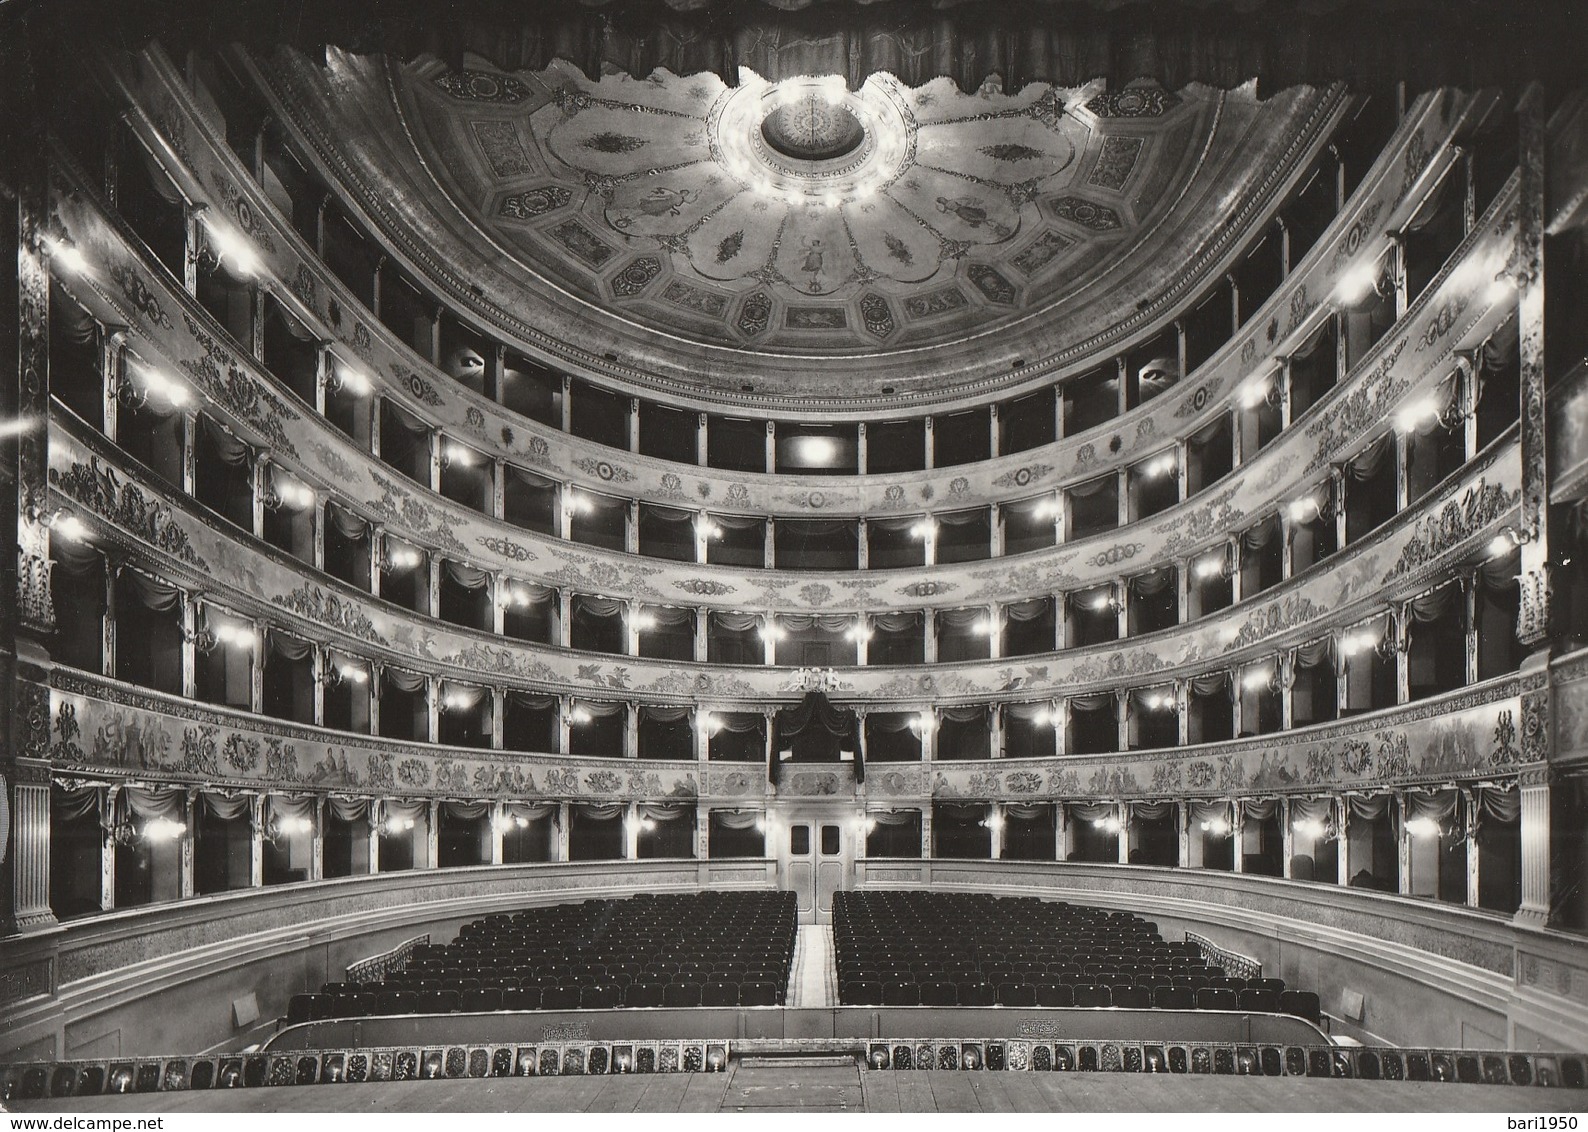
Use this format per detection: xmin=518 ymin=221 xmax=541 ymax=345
xmin=9 ymin=1061 xmax=1583 ymax=1113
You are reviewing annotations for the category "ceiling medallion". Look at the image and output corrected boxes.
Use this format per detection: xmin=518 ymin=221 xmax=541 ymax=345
xmin=760 ymin=90 xmax=867 ymax=161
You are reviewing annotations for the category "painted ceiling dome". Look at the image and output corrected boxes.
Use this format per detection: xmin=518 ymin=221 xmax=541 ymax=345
xmin=266 ymin=51 xmax=1341 ymax=407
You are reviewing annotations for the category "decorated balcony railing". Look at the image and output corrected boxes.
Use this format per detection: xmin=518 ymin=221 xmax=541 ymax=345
xmin=46 ymin=169 xmax=1521 ymax=613
xmin=46 ymin=414 xmax=1521 ymax=708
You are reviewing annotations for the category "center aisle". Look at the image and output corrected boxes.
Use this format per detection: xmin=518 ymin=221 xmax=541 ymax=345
xmin=787 ymin=924 xmax=837 ymax=1008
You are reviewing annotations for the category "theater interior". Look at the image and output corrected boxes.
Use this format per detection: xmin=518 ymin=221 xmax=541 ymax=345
xmin=2 ymin=0 xmax=1588 ymax=1113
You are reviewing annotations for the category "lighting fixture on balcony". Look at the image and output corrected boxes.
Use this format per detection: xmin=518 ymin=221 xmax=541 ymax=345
xmin=564 ymin=492 xmax=595 ymax=517
xmin=910 ymin=712 xmax=935 ymax=735
xmin=385 ymin=546 xmax=422 ymax=571
xmin=382 ymin=817 xmax=415 ymax=835
xmin=1487 ymin=529 xmax=1520 ymax=559
xmin=844 ymin=621 xmax=873 ymax=643
xmin=204 ymin=222 xmax=261 ymax=276
xmin=1092 ymin=816 xmax=1122 ymax=833
xmin=1405 ymin=817 xmax=1442 ymax=839
xmin=144 ymin=817 xmax=187 ymax=843
xmin=695 ymin=517 xmax=724 ymax=539
xmin=1237 ymin=377 xmax=1270 ymax=410
xmin=1291 ymin=818 xmax=1328 ymax=839
xmin=36 ymin=508 xmax=90 ymax=542
xmin=210 ymin=622 xmax=254 ymax=650
xmin=1193 ymin=553 xmax=1225 ymax=580
xmin=1241 ymin=667 xmax=1272 ymax=691
xmin=981 ymin=813 xmax=1005 ymax=831
xmin=1334 ymin=261 xmax=1382 ymax=305
xmin=908 ymin=519 xmax=936 ymax=539
xmin=441 ymin=690 xmax=472 ymax=712
xmin=758 ymin=621 xmax=786 ymax=642
xmin=568 ymin=706 xmax=593 ymax=725
xmin=48 ymin=238 xmax=89 ymax=275
xmin=698 ymin=712 xmax=723 ymax=736
xmin=1486 ymin=274 xmax=1517 ymax=306
xmin=631 ymin=610 xmax=658 ymax=632
xmin=1340 ymin=629 xmax=1380 ymax=657
xmin=1394 ymin=396 xmax=1440 ymax=434
xmin=265 ymin=815 xmax=314 ymax=844
xmin=1199 ymin=818 xmax=1231 ymax=835
xmin=1142 ymin=452 xmax=1178 ymax=479
xmin=441 ymin=442 xmax=476 ymax=468
xmin=973 ymin=617 xmax=1002 ymax=637
xmin=332 ymin=363 xmax=372 ymax=396
xmin=1287 ymin=497 xmax=1320 ymax=524
xmin=336 ymin=664 xmax=369 ymax=685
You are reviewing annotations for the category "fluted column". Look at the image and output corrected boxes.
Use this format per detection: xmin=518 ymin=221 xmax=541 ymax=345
xmin=1515 ymin=766 xmax=1553 ymax=928
xmin=490 ymin=802 xmax=506 ymax=865
xmin=311 ymin=796 xmax=325 ymax=881
xmin=8 ymin=775 xmax=56 ymax=932
xmin=1116 ymin=801 xmax=1130 ymax=864
xmin=555 ymin=802 xmax=571 ymax=862
xmin=101 ymin=786 xmax=118 ymax=910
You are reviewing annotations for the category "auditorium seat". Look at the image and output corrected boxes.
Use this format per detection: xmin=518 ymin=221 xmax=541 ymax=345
xmin=997 ymin=983 xmax=1038 ymax=1007
xmin=663 ymin=982 xmax=703 ymax=1008
xmin=883 ymin=982 xmax=921 ymax=1006
xmin=1279 ymin=990 xmax=1322 ymax=1025
xmin=958 ymin=982 xmax=997 ymax=1007
xmin=1035 ymin=984 xmax=1074 ymax=1008
xmin=460 ymin=988 xmax=501 ymax=1012
xmin=1073 ymin=985 xmax=1112 ymax=1007
xmin=540 ymin=986 xmax=581 ymax=1010
xmin=623 ymin=982 xmax=665 ymax=1007
xmin=501 ymin=987 xmax=540 ymax=1010
xmin=1152 ymin=986 xmax=1195 ymax=1010
xmin=1112 ymin=986 xmax=1152 ymax=1009
xmin=739 ymin=982 xmax=778 ymax=1007
xmin=919 ymin=981 xmax=958 ymax=1006
xmin=702 ymin=982 xmax=739 ymax=1007
xmin=580 ymin=984 xmax=621 ymax=1009
xmin=286 ymin=994 xmax=317 ymax=1025
xmin=842 ymin=981 xmax=883 ymax=1005
xmin=1196 ymin=987 xmax=1239 ymax=1010
xmin=1238 ymin=988 xmax=1282 ymax=1013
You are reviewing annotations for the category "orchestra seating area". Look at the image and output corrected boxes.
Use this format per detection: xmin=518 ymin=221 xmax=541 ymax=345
xmin=833 ymin=892 xmax=1320 ymax=1023
xmin=286 ymin=891 xmax=797 ymax=1022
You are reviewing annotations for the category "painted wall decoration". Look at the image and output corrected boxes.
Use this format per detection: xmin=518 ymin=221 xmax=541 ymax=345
xmin=49 ymin=420 xmax=1519 ymax=707
xmin=46 ymin=672 xmax=702 ymax=802
xmin=922 ymin=679 xmax=1526 ymax=802
xmin=72 ymin=68 xmax=1496 ymax=528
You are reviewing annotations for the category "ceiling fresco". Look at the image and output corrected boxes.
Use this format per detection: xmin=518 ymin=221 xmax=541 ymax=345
xmin=395 ymin=59 xmax=1325 ymax=358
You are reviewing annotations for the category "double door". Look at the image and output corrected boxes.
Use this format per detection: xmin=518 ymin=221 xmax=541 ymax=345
xmin=776 ymin=807 xmax=857 ymax=924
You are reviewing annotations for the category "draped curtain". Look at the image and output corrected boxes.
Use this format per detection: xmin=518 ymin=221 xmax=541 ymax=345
xmin=328 ymin=796 xmax=371 ymax=823
xmin=1067 ymin=802 xmax=1117 ymax=823
xmin=268 ymin=631 xmax=314 ymax=661
xmin=200 ymin=791 xmax=253 ymax=821
xmin=384 ymin=667 xmax=428 ymax=694
xmin=867 ymin=809 xmax=919 ymax=826
xmin=267 ymin=794 xmax=316 ymax=824
xmin=1005 ymin=597 xmax=1052 ymax=621
xmin=442 ymin=800 xmax=490 ymax=820
xmin=713 ymin=810 xmax=765 ymax=830
xmin=122 ymin=785 xmax=184 ymax=821
xmin=199 ymin=414 xmax=252 ymax=467
xmin=506 ymin=801 xmax=558 ymax=822
xmin=120 ymin=567 xmax=181 ymax=611
xmin=326 ymin=501 xmax=370 ymax=541
xmin=639 ymin=802 xmax=690 ymax=821
xmin=444 ymin=559 xmax=492 ymax=591
xmin=1005 ymin=802 xmax=1053 ymax=821
xmin=641 ymin=704 xmax=692 ymax=723
xmin=53 ymin=784 xmax=102 ymax=822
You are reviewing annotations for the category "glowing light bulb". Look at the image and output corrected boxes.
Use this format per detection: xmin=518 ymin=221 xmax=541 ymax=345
xmin=1335 ymin=262 xmax=1380 ymax=305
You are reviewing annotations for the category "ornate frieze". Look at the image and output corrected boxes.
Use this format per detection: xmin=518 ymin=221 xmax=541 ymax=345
xmin=47 ymin=671 xmax=701 ymax=803
xmin=49 ymin=422 xmax=1520 ymax=704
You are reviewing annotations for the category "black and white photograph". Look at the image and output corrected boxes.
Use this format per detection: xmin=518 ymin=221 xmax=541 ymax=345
xmin=0 ymin=0 xmax=1586 ymax=1117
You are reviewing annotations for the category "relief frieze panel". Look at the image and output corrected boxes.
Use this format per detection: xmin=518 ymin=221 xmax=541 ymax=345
xmin=50 ymin=423 xmax=1521 ymax=705
xmin=928 ymin=680 xmax=1525 ymax=802
xmin=101 ymin=57 xmax=1484 ymax=504
xmin=46 ymin=671 xmax=701 ymax=802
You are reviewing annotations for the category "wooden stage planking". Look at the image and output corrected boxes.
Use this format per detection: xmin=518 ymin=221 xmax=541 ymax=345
xmin=10 ymin=1064 xmax=1586 ymax=1114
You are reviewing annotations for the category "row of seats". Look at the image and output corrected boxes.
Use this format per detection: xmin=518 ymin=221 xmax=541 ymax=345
xmin=836 ymin=980 xmax=1320 ymax=1020
xmin=285 ymin=891 xmax=797 ymax=1022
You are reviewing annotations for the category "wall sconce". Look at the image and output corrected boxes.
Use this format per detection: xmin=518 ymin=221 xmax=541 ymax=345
xmin=48 ymin=238 xmax=89 ymax=275
xmin=143 ymin=817 xmax=188 ymax=843
xmin=697 ymin=712 xmax=723 ymax=736
xmin=1286 ymin=496 xmax=1320 ymax=524
xmin=631 ymin=610 xmax=658 ymax=632
xmin=908 ymin=519 xmax=937 ymax=540
xmin=1334 ymin=259 xmax=1386 ymax=306
xmin=1340 ymin=629 xmax=1384 ymax=658
xmin=201 ymin=220 xmax=261 ymax=276
xmin=440 ymin=690 xmax=472 ymax=713
xmin=329 ymin=363 xmax=371 ymax=397
xmin=909 ymin=712 xmax=935 ymax=735
xmin=492 ymin=814 xmax=531 ymax=834
xmin=625 ymin=815 xmax=657 ymax=833
xmin=1486 ymin=529 xmax=1520 ymax=560
xmin=104 ymin=816 xmax=140 ymax=848
xmin=440 ymin=442 xmax=476 ymax=469
xmin=1139 ymin=691 xmax=1175 ymax=711
xmin=972 ymin=617 xmax=1003 ymax=637
xmin=1291 ymin=818 xmax=1330 ymax=839
xmin=263 ymin=480 xmax=314 ymax=511
xmin=1092 ymin=816 xmax=1122 ymax=833
xmin=695 ymin=517 xmax=724 ymax=540
xmin=1237 ymin=376 xmax=1274 ymax=410
xmin=981 ymin=812 xmax=1005 ymax=832
xmin=1241 ymin=668 xmax=1273 ymax=692
xmin=843 ymin=621 xmax=873 ymax=643
xmin=383 ymin=545 xmax=422 ymax=571
xmin=35 ymin=508 xmax=90 ymax=542
xmin=265 ymin=815 xmax=314 ymax=844
xmin=1032 ymin=497 xmax=1062 ymax=522
xmin=568 ymin=706 xmax=593 ymax=725
xmin=116 ymin=369 xmax=191 ymax=410
xmin=1192 ymin=551 xmax=1227 ymax=580
xmin=1405 ymin=817 xmax=1442 ymax=839
xmin=758 ymin=621 xmax=786 ymax=642
xmin=1141 ymin=452 xmax=1178 ymax=479
xmin=324 ymin=663 xmax=369 ymax=687
xmin=1086 ymin=589 xmax=1118 ymax=612
xmin=1199 ymin=817 xmax=1231 ymax=835
xmin=563 ymin=492 xmax=595 ymax=518
xmin=382 ymin=816 xmax=415 ymax=835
